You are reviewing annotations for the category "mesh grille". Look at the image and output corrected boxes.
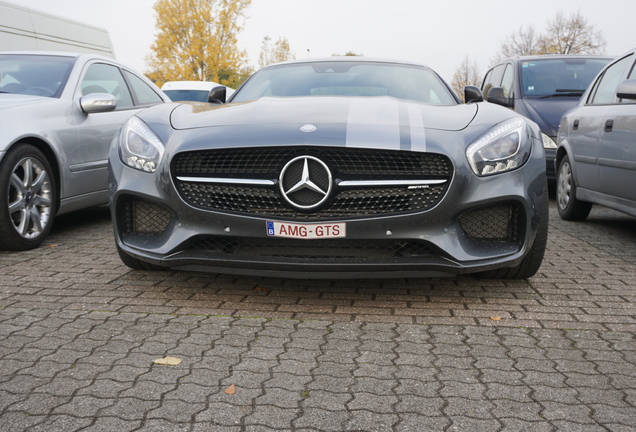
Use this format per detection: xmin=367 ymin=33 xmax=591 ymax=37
xmin=178 ymin=182 xmax=447 ymax=220
xmin=186 ymin=236 xmax=437 ymax=261
xmin=121 ymin=198 xmax=172 ymax=235
xmin=172 ymin=147 xmax=452 ymax=177
xmin=459 ymin=203 xmax=524 ymax=242
xmin=172 ymin=147 xmax=452 ymax=219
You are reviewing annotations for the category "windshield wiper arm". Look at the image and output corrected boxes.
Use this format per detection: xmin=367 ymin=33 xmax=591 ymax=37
xmin=538 ymin=89 xmax=585 ymax=99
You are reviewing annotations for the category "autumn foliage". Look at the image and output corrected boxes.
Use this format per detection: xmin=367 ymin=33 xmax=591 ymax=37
xmin=146 ymin=0 xmax=252 ymax=88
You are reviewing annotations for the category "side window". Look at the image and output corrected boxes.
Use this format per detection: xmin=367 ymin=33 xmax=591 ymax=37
xmin=589 ymin=55 xmax=633 ymax=105
xmin=482 ymin=64 xmax=505 ymax=98
xmin=500 ymin=64 xmax=514 ymax=98
xmin=628 ymin=60 xmax=636 ymax=79
xmin=81 ymin=63 xmax=133 ymax=108
xmin=481 ymin=69 xmax=493 ymax=92
xmin=123 ymin=70 xmax=164 ymax=105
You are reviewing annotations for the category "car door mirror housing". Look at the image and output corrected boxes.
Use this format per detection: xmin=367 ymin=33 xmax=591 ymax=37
xmin=464 ymin=86 xmax=484 ymax=103
xmin=80 ymin=93 xmax=117 ymax=113
xmin=208 ymin=86 xmax=226 ymax=104
xmin=486 ymin=87 xmax=512 ymax=108
xmin=616 ymin=79 xmax=636 ymax=100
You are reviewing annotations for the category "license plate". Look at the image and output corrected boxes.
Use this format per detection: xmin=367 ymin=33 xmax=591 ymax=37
xmin=266 ymin=221 xmax=346 ymax=239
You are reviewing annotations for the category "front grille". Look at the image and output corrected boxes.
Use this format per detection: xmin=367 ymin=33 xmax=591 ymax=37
xmin=172 ymin=147 xmax=452 ymax=220
xmin=459 ymin=203 xmax=524 ymax=242
xmin=120 ymin=197 xmax=173 ymax=235
xmin=178 ymin=182 xmax=447 ymax=220
xmin=186 ymin=236 xmax=437 ymax=262
xmin=172 ymin=147 xmax=452 ymax=177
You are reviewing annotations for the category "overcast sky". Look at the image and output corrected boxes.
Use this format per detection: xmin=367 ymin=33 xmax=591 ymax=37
xmin=15 ymin=0 xmax=636 ymax=83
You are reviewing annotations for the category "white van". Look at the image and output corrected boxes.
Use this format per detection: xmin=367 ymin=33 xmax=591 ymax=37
xmin=0 ymin=1 xmax=114 ymax=57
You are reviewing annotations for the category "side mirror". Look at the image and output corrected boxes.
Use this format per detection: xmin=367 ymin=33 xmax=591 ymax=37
xmin=617 ymin=79 xmax=636 ymax=100
xmin=80 ymin=93 xmax=117 ymax=113
xmin=486 ymin=87 xmax=512 ymax=108
xmin=208 ymin=86 xmax=226 ymax=104
xmin=464 ymin=86 xmax=483 ymax=103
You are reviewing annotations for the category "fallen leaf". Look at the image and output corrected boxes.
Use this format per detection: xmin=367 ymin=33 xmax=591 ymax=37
xmin=48 ymin=244 xmax=58 ymax=248
xmin=254 ymin=286 xmax=269 ymax=291
xmin=224 ymin=384 xmax=236 ymax=395
xmin=153 ymin=356 xmax=182 ymax=366
xmin=490 ymin=316 xmax=502 ymax=321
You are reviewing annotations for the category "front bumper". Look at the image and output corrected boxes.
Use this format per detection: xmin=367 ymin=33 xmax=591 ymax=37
xmin=109 ymin=144 xmax=547 ymax=279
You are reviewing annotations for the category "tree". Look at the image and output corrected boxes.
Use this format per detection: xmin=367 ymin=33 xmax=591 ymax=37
xmin=540 ymin=11 xmax=606 ymax=54
xmin=146 ymin=0 xmax=252 ymax=87
xmin=332 ymin=51 xmax=363 ymax=57
xmin=258 ymin=36 xmax=296 ymax=68
xmin=493 ymin=10 xmax=606 ymax=61
xmin=492 ymin=25 xmax=543 ymax=63
xmin=451 ymin=55 xmax=481 ymax=102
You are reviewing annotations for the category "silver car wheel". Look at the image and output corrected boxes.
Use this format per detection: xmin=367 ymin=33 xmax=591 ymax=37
xmin=557 ymin=159 xmax=572 ymax=211
xmin=8 ymin=156 xmax=53 ymax=239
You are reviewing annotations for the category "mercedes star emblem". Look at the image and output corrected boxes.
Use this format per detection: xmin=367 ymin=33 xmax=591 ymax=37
xmin=279 ymin=156 xmax=332 ymax=210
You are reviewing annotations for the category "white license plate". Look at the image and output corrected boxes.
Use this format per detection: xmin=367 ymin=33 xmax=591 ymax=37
xmin=266 ymin=221 xmax=346 ymax=239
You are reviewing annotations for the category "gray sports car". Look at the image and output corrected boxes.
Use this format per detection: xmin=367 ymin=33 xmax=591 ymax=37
xmin=109 ymin=58 xmax=548 ymax=279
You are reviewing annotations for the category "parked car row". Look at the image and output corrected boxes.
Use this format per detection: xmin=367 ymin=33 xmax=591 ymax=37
xmin=2 ymin=48 xmax=634 ymax=281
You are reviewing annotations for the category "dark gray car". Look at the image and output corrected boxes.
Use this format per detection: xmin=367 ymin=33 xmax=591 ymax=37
xmin=0 ymin=51 xmax=169 ymax=250
xmin=556 ymin=49 xmax=636 ymax=220
xmin=109 ymin=58 xmax=548 ymax=279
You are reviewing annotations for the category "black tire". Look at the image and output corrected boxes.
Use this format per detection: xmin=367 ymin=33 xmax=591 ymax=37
xmin=0 ymin=144 xmax=57 ymax=250
xmin=556 ymin=155 xmax=592 ymax=221
xmin=116 ymin=243 xmax=166 ymax=271
xmin=479 ymin=186 xmax=549 ymax=280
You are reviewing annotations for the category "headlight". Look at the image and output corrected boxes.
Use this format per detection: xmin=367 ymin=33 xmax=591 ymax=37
xmin=541 ymin=133 xmax=557 ymax=149
xmin=118 ymin=116 xmax=164 ymax=173
xmin=466 ymin=118 xmax=531 ymax=176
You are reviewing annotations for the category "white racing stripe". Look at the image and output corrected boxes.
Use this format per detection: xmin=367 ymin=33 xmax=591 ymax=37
xmin=345 ymin=98 xmax=401 ymax=149
xmin=407 ymin=102 xmax=427 ymax=152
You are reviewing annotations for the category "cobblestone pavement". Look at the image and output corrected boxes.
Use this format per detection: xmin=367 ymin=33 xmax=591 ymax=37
xmin=1 ymin=202 xmax=635 ymax=431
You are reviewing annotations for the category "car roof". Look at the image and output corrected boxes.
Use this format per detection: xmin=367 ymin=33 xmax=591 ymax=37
xmin=498 ymin=54 xmax=614 ymax=64
xmin=264 ymin=56 xmax=428 ymax=69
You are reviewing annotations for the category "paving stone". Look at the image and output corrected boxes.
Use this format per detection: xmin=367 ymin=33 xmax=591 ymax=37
xmin=0 ymin=202 xmax=635 ymax=430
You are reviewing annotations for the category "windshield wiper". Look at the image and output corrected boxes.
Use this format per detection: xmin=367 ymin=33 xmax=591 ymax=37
xmin=537 ymin=89 xmax=585 ymax=99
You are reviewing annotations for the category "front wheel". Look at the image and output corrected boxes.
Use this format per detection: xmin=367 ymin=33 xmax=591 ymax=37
xmin=556 ymin=155 xmax=592 ymax=221
xmin=0 ymin=144 xmax=57 ymax=250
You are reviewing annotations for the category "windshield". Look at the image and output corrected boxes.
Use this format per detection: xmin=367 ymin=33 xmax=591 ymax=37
xmin=0 ymin=54 xmax=75 ymax=98
xmin=232 ymin=61 xmax=458 ymax=105
xmin=520 ymin=58 xmax=610 ymax=97
xmin=164 ymin=89 xmax=211 ymax=102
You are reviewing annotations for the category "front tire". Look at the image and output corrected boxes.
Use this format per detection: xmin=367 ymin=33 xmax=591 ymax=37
xmin=556 ymin=155 xmax=592 ymax=221
xmin=0 ymin=144 xmax=57 ymax=250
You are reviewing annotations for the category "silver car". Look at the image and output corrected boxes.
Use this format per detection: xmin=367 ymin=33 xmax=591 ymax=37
xmin=0 ymin=51 xmax=169 ymax=250
xmin=556 ymin=48 xmax=636 ymax=220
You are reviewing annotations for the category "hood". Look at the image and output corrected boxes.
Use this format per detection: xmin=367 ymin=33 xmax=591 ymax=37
xmin=519 ymin=97 xmax=580 ymax=137
xmin=0 ymin=93 xmax=51 ymax=110
xmin=169 ymin=96 xmax=477 ymax=132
